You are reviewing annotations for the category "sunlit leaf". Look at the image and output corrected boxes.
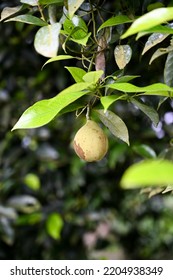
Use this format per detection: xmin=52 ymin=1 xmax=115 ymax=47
xmin=121 ymin=159 xmax=173 ymax=188
xmin=106 ymin=82 xmax=173 ymax=94
xmin=114 ymin=45 xmax=132 ymax=69
xmin=12 ymin=82 xmax=91 ymax=130
xmin=7 ymin=195 xmax=41 ymax=213
xmin=83 ymin=70 xmax=103 ymax=83
xmin=121 ymin=7 xmax=173 ymax=39
xmin=142 ymin=33 xmax=169 ymax=55
xmin=131 ymin=97 xmax=159 ymax=126
xmin=24 ymin=173 xmax=40 ymax=191
xmin=34 ymin=23 xmax=61 ymax=58
xmin=0 ymin=206 xmax=18 ymax=220
xmin=162 ymin=185 xmax=173 ymax=193
xmin=20 ymin=0 xmax=38 ymax=5
xmin=63 ymin=15 xmax=88 ymax=39
xmin=43 ymin=55 xmax=74 ymax=68
xmin=0 ymin=6 xmax=23 ymax=21
xmin=98 ymin=15 xmax=133 ymax=32
xmin=96 ymin=109 xmax=129 ymax=145
xmin=65 ymin=67 xmax=86 ymax=82
xmin=39 ymin=0 xmax=63 ymax=4
xmin=164 ymin=51 xmax=173 ymax=86
xmin=46 ymin=213 xmax=64 ymax=240
xmin=136 ymin=25 xmax=173 ymax=40
xmin=70 ymin=32 xmax=91 ymax=46
xmin=149 ymin=46 xmax=173 ymax=64
xmin=68 ymin=0 xmax=85 ymax=19
xmin=5 ymin=14 xmax=47 ymax=26
xmin=101 ymin=94 xmax=125 ymax=111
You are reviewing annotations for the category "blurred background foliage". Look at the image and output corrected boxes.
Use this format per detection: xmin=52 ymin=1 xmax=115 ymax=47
xmin=0 ymin=0 xmax=173 ymax=260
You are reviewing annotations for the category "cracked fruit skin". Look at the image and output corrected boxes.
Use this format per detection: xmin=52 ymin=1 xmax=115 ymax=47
xmin=73 ymin=120 xmax=108 ymax=162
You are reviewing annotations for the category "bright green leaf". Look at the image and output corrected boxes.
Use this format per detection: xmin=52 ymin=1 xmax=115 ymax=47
xmin=46 ymin=213 xmax=64 ymax=240
xmin=131 ymin=97 xmax=159 ymax=127
xmin=12 ymin=82 xmax=91 ymax=130
xmin=83 ymin=70 xmax=103 ymax=83
xmin=70 ymin=32 xmax=91 ymax=46
xmin=136 ymin=25 xmax=173 ymax=40
xmin=24 ymin=173 xmax=40 ymax=191
xmin=5 ymin=14 xmax=47 ymax=26
xmin=96 ymin=109 xmax=129 ymax=145
xmin=34 ymin=23 xmax=61 ymax=58
xmin=43 ymin=55 xmax=75 ymax=68
xmin=121 ymin=7 xmax=173 ymax=39
xmin=39 ymin=0 xmax=63 ymax=4
xmin=106 ymin=82 xmax=173 ymax=94
xmin=98 ymin=15 xmax=133 ymax=32
xmin=101 ymin=94 xmax=125 ymax=111
xmin=121 ymin=159 xmax=173 ymax=188
xmin=68 ymin=0 xmax=85 ymax=19
xmin=65 ymin=67 xmax=86 ymax=82
xmin=63 ymin=15 xmax=88 ymax=39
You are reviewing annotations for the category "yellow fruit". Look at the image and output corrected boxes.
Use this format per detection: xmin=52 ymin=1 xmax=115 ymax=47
xmin=73 ymin=120 xmax=108 ymax=162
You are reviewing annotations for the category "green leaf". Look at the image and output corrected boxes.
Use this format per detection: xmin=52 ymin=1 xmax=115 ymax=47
xmin=142 ymin=33 xmax=169 ymax=56
xmin=121 ymin=7 xmax=173 ymax=39
xmin=121 ymin=159 xmax=173 ymax=188
xmin=131 ymin=97 xmax=159 ymax=126
xmin=34 ymin=23 xmax=61 ymax=57
xmin=70 ymin=32 xmax=91 ymax=46
xmin=46 ymin=213 xmax=64 ymax=240
xmin=0 ymin=6 xmax=23 ymax=21
xmin=68 ymin=0 xmax=85 ymax=19
xmin=136 ymin=25 xmax=173 ymax=40
xmin=98 ymin=15 xmax=133 ymax=32
xmin=24 ymin=173 xmax=40 ymax=191
xmin=39 ymin=0 xmax=63 ymax=5
xmin=83 ymin=70 xmax=104 ymax=83
xmin=12 ymin=82 xmax=91 ymax=130
xmin=114 ymin=45 xmax=132 ymax=69
xmin=5 ymin=14 xmax=47 ymax=26
xmin=149 ymin=45 xmax=173 ymax=64
xmin=63 ymin=15 xmax=88 ymax=39
xmin=106 ymin=82 xmax=173 ymax=94
xmin=133 ymin=144 xmax=156 ymax=159
xmin=65 ymin=67 xmax=86 ymax=82
xmin=164 ymin=51 xmax=173 ymax=87
xmin=16 ymin=213 xmax=42 ymax=225
xmin=115 ymin=75 xmax=140 ymax=83
xmin=43 ymin=55 xmax=75 ymax=68
xmin=96 ymin=109 xmax=129 ymax=145
xmin=101 ymin=94 xmax=125 ymax=111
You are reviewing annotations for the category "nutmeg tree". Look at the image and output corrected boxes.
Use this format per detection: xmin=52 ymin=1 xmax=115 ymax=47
xmin=1 ymin=0 xmax=173 ymax=192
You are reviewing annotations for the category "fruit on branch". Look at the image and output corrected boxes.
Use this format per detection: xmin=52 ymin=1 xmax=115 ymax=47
xmin=73 ymin=120 xmax=108 ymax=162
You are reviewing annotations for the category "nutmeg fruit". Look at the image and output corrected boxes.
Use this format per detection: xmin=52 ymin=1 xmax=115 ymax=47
xmin=73 ymin=120 xmax=108 ymax=162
